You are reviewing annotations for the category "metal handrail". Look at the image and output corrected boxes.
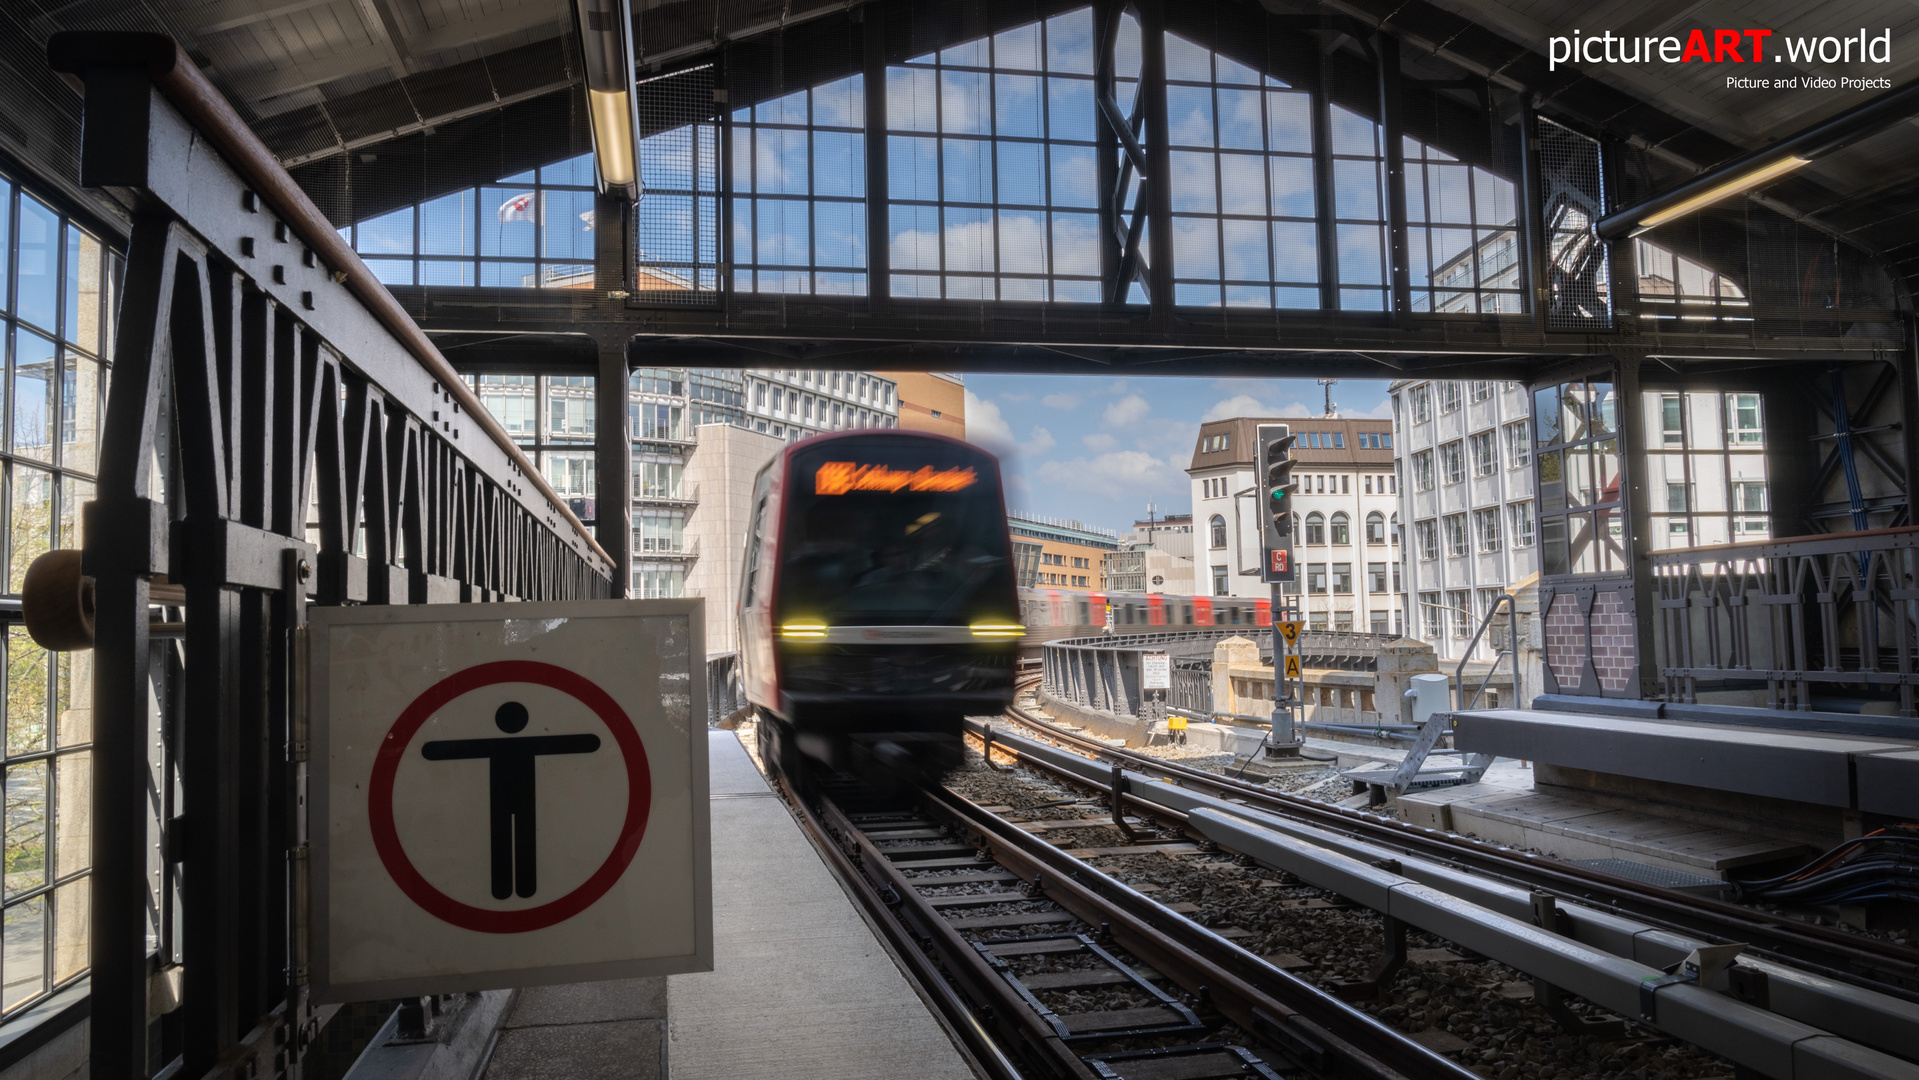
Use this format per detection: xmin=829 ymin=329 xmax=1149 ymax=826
xmin=1455 ymin=592 xmax=1518 ymax=711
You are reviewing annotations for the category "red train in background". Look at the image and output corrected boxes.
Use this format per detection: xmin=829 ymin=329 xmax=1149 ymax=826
xmin=1019 ymin=588 xmax=1273 ymax=650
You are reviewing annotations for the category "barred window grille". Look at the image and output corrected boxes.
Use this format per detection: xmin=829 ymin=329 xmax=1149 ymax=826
xmin=1536 ymin=118 xmax=1611 ymax=329
xmin=636 ymin=65 xmax=721 ymax=304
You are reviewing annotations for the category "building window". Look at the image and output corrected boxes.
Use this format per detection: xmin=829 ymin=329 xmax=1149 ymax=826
xmin=1470 ymin=381 xmax=1492 ymax=402
xmin=1510 ymin=501 xmax=1535 ymax=548
xmin=633 ymin=509 xmax=686 ymax=553
xmin=1447 ymin=589 xmax=1470 ymax=638
xmin=1411 ymin=451 xmax=1434 ymax=491
xmin=634 ymin=564 xmax=687 ymax=598
xmin=1406 ymin=136 xmax=1522 ymax=315
xmin=1733 ymin=481 xmax=1768 ymax=534
xmin=1212 ymin=565 xmax=1229 ymax=596
xmin=1415 ymin=519 xmax=1439 ymax=561
xmin=1209 ymin=514 xmax=1227 ymax=548
xmin=1410 ymin=384 xmax=1432 ymax=423
xmin=1474 ymin=507 xmax=1501 ymax=552
xmin=1370 ymin=610 xmax=1389 ymax=634
xmin=1393 ymin=560 xmax=1402 ymax=592
xmin=1365 ymin=511 xmax=1385 ymax=545
xmin=1439 ymin=441 xmax=1465 ymax=485
xmin=1331 ymin=563 xmax=1352 ymax=594
xmin=1634 ymin=238 xmax=1749 ymax=324
xmin=1306 ymin=563 xmax=1328 ymax=594
xmin=1470 ymin=431 xmax=1496 ymax=476
xmin=1309 ymin=612 xmax=1328 ymax=632
xmin=1334 ymin=610 xmax=1353 ymax=632
xmin=1532 ymin=379 xmax=1624 ymax=574
xmin=1661 ymin=393 xmax=1685 ymax=446
xmin=1728 ymin=393 xmax=1764 ymax=444
xmin=1443 ymin=513 xmax=1468 ymax=557
xmin=0 ymin=173 xmax=115 ymax=1019
xmin=1503 ymin=421 xmax=1530 ymax=468
xmin=1419 ymin=591 xmax=1442 ymax=640
xmin=1329 ymin=512 xmax=1349 ymax=545
xmin=1367 ymin=562 xmax=1387 ymax=593
xmin=635 ymin=460 xmax=684 ymax=500
xmin=1305 ymin=512 xmax=1325 ymax=545
xmin=1438 ymin=382 xmax=1462 ymax=413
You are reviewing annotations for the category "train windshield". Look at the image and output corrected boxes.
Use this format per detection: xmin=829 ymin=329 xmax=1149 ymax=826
xmin=779 ymin=439 xmax=1015 ymax=625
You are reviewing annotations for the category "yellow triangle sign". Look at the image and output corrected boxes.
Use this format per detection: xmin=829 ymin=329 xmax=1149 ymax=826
xmin=1283 ymin=654 xmax=1302 ymax=678
xmin=1276 ymin=620 xmax=1303 ymax=644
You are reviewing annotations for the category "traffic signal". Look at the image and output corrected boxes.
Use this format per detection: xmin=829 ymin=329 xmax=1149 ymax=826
xmin=1255 ymin=423 xmax=1298 ymax=583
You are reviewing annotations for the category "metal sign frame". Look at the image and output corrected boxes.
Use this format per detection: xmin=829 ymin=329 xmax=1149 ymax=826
xmin=307 ymin=598 xmax=713 ymax=1002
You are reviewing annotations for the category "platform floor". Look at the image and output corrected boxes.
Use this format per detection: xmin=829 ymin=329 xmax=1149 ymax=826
xmin=664 ymin=731 xmax=977 ymax=1080
xmin=485 ymin=731 xmax=976 ymax=1080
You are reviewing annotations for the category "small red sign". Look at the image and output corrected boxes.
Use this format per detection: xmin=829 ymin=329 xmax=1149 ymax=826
xmin=1270 ymin=550 xmax=1288 ymax=573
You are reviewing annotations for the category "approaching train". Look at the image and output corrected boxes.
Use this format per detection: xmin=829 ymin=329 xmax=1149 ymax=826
xmin=738 ymin=430 xmax=1020 ymax=783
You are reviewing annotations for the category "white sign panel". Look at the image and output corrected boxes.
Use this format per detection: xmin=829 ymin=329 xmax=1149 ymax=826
xmin=1141 ymin=652 xmax=1171 ymax=690
xmin=309 ymin=599 xmax=713 ymax=1002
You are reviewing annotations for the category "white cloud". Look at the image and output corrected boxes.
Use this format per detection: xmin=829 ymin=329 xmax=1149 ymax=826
xmin=1027 ymin=426 xmax=1057 ymax=453
xmin=1083 ymin=433 xmax=1119 ymax=452
xmin=1200 ymin=394 xmax=1313 ymax=422
xmin=1361 ymin=396 xmax=1395 ymax=419
xmin=965 ymin=390 xmax=1015 ymax=454
xmin=1034 ymin=450 xmax=1187 ymax=504
xmin=1040 ymin=392 xmax=1082 ymax=410
xmin=1103 ymin=394 xmax=1151 ymax=428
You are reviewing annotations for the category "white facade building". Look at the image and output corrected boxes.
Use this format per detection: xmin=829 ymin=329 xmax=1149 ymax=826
xmin=1187 ymin=416 xmax=1402 ymax=632
xmin=740 ymin=369 xmax=899 ymax=440
xmin=683 ymin=423 xmax=787 ymax=658
xmin=1391 ymin=379 xmax=1537 ymax=660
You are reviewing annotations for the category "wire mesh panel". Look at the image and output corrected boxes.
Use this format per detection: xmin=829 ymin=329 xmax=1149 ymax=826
xmin=1536 ymin=118 xmax=1610 ymax=330
xmin=635 ymin=65 xmax=721 ymax=305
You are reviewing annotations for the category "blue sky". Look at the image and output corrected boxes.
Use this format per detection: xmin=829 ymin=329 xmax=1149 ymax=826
xmin=963 ymin=374 xmax=1392 ymax=535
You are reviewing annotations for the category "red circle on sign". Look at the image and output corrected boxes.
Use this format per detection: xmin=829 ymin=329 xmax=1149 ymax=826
xmin=367 ymin=660 xmax=652 ymax=934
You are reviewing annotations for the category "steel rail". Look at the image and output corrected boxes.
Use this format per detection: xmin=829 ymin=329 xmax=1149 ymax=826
xmin=993 ymin=703 xmax=1919 ymax=1000
xmin=910 ymin=783 xmax=1468 ymax=1080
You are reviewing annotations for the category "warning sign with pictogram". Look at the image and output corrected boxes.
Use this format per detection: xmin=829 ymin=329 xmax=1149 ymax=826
xmin=1283 ymin=654 xmax=1303 ymax=678
xmin=308 ymin=600 xmax=713 ymax=1002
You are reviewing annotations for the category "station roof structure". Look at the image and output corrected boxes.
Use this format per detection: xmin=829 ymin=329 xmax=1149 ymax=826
xmin=9 ymin=0 xmax=1918 ymax=378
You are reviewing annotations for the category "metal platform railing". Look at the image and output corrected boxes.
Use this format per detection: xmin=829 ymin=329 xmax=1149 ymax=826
xmin=1651 ymin=526 xmax=1919 ymax=716
xmin=47 ymin=31 xmax=616 ymax=1080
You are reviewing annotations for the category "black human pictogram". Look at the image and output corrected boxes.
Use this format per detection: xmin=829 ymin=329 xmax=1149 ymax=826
xmin=421 ymin=701 xmax=601 ymax=900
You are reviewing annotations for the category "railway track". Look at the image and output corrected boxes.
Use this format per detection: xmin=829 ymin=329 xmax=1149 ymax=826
xmin=768 ymin=738 xmax=1472 ymax=1080
xmin=990 ymin=698 xmax=1919 ymax=1003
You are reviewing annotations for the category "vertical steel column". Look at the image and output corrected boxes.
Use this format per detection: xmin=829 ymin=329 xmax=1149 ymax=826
xmin=87 ymin=206 xmax=177 ymax=1080
xmin=1374 ymin=35 xmax=1409 ymax=321
xmin=1137 ymin=0 xmax=1174 ymax=323
xmin=1614 ymin=355 xmax=1662 ymax=699
xmin=1312 ymin=19 xmax=1338 ymax=311
xmin=863 ymin=7 xmax=890 ymax=312
xmin=595 ymin=338 xmax=631 ymax=596
xmin=1094 ymin=1 xmax=1123 ymax=304
xmin=1517 ymin=105 xmax=1550 ymax=332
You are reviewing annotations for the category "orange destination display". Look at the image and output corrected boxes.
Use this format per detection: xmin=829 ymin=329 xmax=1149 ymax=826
xmin=815 ymin=461 xmax=979 ymax=495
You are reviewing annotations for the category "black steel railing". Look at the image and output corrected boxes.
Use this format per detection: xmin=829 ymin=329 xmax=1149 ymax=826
xmin=1651 ymin=526 xmax=1919 ymax=716
xmin=47 ymin=32 xmax=616 ymax=1080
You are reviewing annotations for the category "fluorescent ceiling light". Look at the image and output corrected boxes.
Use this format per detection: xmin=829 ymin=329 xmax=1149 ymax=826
xmin=588 ymin=88 xmax=635 ymax=188
xmin=1635 ymin=156 xmax=1809 ymax=231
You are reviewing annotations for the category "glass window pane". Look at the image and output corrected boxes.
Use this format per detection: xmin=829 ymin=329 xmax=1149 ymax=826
xmin=60 ymin=353 xmax=102 ymax=475
xmin=1173 ymin=216 xmax=1220 ymax=280
xmin=1336 ymin=224 xmax=1383 ymax=285
xmin=994 ymin=75 xmax=1042 ymax=138
xmin=812 ymin=74 xmax=864 ymax=128
xmin=52 ymin=880 xmax=85 ymax=985
xmin=888 ymin=136 xmax=939 ymax=201
xmin=813 ymin=131 xmax=865 ymax=198
xmin=478 ymin=262 xmax=536 ymax=288
xmin=1164 ymin=32 xmax=1212 ymax=81
xmin=1218 ymin=154 xmax=1265 ymax=215
xmin=420 ymin=191 xmax=475 ymax=256
xmin=541 ymin=189 xmax=596 ymax=260
xmin=1048 ymin=144 xmax=1096 ymax=208
xmin=7 ymin=628 xmax=47 ymax=756
xmin=13 ymin=330 xmax=54 ymax=463
xmin=480 ymin=188 xmax=537 ymax=257
xmin=753 ymin=199 xmax=809 ymax=266
xmin=1222 ymin=219 xmax=1269 ymax=282
xmin=943 ymin=207 xmax=994 ymax=272
xmin=68 ymin=229 xmax=100 ymax=354
xmin=1166 ymin=85 xmax=1214 ymax=147
xmin=996 ymin=141 xmax=1044 ymax=206
xmin=994 ymin=24 xmax=1041 ymax=71
xmin=1271 ymin=221 xmax=1317 ymax=284
xmin=4 ymin=896 xmax=46 ymax=1009
xmin=998 ymin=211 xmax=1047 ymax=275
xmin=886 ymin=67 xmax=938 ymax=132
xmin=813 ymin=202 xmax=865 ymax=268
xmin=1050 ymin=213 xmax=1098 ymax=276
xmin=362 ymin=258 xmax=414 ymax=286
xmin=942 ymin=70 xmax=991 ymax=135
xmin=0 ymin=178 xmax=10 ymax=313
xmin=1045 ymin=9 xmax=1095 ymax=75
xmin=419 ymin=260 xmax=473 ymax=287
xmin=15 ymin=197 xmax=59 ymax=332
xmin=755 ymin=90 xmax=808 ymax=126
xmin=1268 ymin=156 xmax=1314 ymax=218
xmin=1333 ymin=159 xmax=1381 ymax=220
xmin=5 ymin=762 xmax=48 ymax=895
xmin=942 ymin=138 xmax=991 ymax=203
xmin=756 ymin=127 xmax=809 ymax=196
xmin=1170 ymin=151 xmax=1217 ymax=214
xmin=1328 ymin=105 xmax=1377 ymax=156
xmin=890 ymin=204 xmax=940 ymax=271
xmin=539 ymin=152 xmax=596 ymax=187
xmin=1216 ymin=89 xmax=1262 ymax=150
xmin=1266 ymin=92 xmax=1311 ymax=152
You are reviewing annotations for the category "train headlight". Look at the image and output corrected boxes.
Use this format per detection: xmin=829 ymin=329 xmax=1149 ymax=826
xmin=780 ymin=622 xmax=828 ymax=639
xmin=969 ymin=623 xmax=1025 ymax=638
